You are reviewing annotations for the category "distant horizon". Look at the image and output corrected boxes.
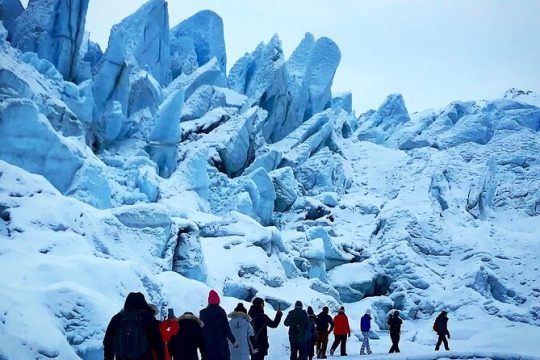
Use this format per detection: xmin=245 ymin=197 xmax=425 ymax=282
xmin=20 ymin=0 xmax=540 ymax=113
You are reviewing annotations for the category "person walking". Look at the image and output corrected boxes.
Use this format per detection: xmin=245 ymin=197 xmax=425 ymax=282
xmin=387 ymin=310 xmax=403 ymax=353
xmin=434 ymin=311 xmax=450 ymax=351
xmin=229 ymin=303 xmax=255 ymax=360
xmin=103 ymin=292 xmax=165 ymax=360
xmin=160 ymin=309 xmax=179 ymax=360
xmin=248 ymin=297 xmax=283 ymax=360
xmin=315 ymin=307 xmax=334 ymax=359
xmin=284 ymin=301 xmax=312 ymax=360
xmin=360 ymin=309 xmax=372 ymax=355
xmin=199 ymin=290 xmax=238 ymax=360
xmin=306 ymin=307 xmax=317 ymax=360
xmin=168 ymin=311 xmax=205 ymax=360
xmin=329 ymin=307 xmax=350 ymax=356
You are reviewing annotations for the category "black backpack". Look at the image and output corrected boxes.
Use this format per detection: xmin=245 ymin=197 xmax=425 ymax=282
xmin=113 ymin=310 xmax=149 ymax=358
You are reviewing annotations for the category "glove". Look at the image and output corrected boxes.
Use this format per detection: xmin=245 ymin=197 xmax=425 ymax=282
xmin=277 ymin=310 xmax=283 ymax=316
xmin=447 ymin=333 xmax=451 ymax=339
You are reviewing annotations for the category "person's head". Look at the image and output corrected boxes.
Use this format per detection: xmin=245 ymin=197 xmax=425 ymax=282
xmin=393 ymin=310 xmax=400 ymax=318
xmin=322 ymin=306 xmax=329 ymax=314
xmin=295 ymin=300 xmax=303 ymax=309
xmin=123 ymin=292 xmax=149 ymax=312
xmin=339 ymin=306 xmax=345 ymax=313
xmin=235 ymin=303 xmax=247 ymax=314
xmin=167 ymin=308 xmax=175 ymax=320
xmin=441 ymin=310 xmax=448 ymax=317
xmin=252 ymin=297 xmax=265 ymax=309
xmin=307 ymin=306 xmax=314 ymax=315
xmin=365 ymin=309 xmax=371 ymax=316
xmin=208 ymin=290 xmax=220 ymax=305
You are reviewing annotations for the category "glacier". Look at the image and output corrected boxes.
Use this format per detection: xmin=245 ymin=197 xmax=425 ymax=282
xmin=1 ymin=1 xmax=540 ymax=360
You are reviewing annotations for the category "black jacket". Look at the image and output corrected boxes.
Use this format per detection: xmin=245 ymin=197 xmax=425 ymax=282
xmin=248 ymin=307 xmax=282 ymax=356
xmin=435 ymin=315 xmax=450 ymax=337
xmin=199 ymin=304 xmax=236 ymax=360
xmin=387 ymin=315 xmax=403 ymax=335
xmin=103 ymin=310 xmax=164 ymax=360
xmin=169 ymin=313 xmax=205 ymax=360
xmin=315 ymin=312 xmax=334 ymax=333
xmin=284 ymin=308 xmax=311 ymax=343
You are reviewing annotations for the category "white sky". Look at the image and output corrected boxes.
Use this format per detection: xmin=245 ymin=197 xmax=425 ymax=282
xmin=21 ymin=0 xmax=540 ymax=113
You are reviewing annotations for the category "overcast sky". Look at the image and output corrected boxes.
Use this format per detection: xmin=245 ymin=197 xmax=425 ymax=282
xmin=22 ymin=0 xmax=540 ymax=113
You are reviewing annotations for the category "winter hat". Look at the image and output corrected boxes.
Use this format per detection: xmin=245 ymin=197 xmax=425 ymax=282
xmin=365 ymin=309 xmax=371 ymax=315
xmin=295 ymin=300 xmax=303 ymax=309
xmin=307 ymin=306 xmax=315 ymax=315
xmin=124 ymin=292 xmax=149 ymax=311
xmin=235 ymin=303 xmax=247 ymax=314
xmin=339 ymin=306 xmax=345 ymax=313
xmin=208 ymin=290 xmax=220 ymax=305
xmin=252 ymin=297 xmax=264 ymax=307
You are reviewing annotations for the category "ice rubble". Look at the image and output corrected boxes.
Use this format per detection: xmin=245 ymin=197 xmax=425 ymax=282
xmin=1 ymin=1 xmax=540 ymax=359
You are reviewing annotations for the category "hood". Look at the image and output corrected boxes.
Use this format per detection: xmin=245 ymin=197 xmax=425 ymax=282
xmin=228 ymin=311 xmax=252 ymax=321
xmin=179 ymin=313 xmax=204 ymax=327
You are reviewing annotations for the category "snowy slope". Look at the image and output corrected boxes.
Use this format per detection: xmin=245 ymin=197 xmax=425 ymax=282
xmin=1 ymin=2 xmax=540 ymax=359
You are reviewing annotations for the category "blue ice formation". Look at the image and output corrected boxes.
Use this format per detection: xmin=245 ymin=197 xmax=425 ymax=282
xmin=0 ymin=0 xmax=23 ymax=41
xmin=13 ymin=0 xmax=89 ymax=82
xmin=170 ymin=10 xmax=226 ymax=77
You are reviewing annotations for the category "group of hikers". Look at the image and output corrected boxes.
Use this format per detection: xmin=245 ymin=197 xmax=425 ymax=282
xmin=103 ymin=291 xmax=452 ymax=360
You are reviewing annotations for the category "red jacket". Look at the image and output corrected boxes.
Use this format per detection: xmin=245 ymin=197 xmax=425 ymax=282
xmin=160 ymin=319 xmax=180 ymax=360
xmin=333 ymin=312 xmax=350 ymax=335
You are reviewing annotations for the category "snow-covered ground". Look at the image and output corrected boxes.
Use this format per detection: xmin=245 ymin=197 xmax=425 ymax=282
xmin=1 ymin=0 xmax=540 ymax=359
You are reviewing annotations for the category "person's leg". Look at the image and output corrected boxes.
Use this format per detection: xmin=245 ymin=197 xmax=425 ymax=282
xmin=435 ymin=335 xmax=443 ymax=350
xmin=360 ymin=333 xmax=366 ymax=354
xmin=299 ymin=340 xmax=308 ymax=360
xmin=321 ymin=332 xmax=329 ymax=358
xmin=340 ymin=335 xmax=347 ymax=356
xmin=442 ymin=335 xmax=449 ymax=350
xmin=291 ymin=340 xmax=300 ymax=360
xmin=366 ymin=334 xmax=371 ymax=354
xmin=330 ymin=335 xmax=339 ymax=355
xmin=316 ymin=332 xmax=322 ymax=358
xmin=395 ymin=333 xmax=400 ymax=353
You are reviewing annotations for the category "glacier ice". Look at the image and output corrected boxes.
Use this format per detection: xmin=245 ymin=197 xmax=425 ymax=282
xmin=170 ymin=10 xmax=226 ymax=74
xmin=0 ymin=0 xmax=23 ymax=42
xmin=13 ymin=0 xmax=89 ymax=82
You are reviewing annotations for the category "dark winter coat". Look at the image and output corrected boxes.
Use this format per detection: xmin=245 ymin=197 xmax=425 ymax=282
xmin=434 ymin=314 xmax=450 ymax=337
xmin=315 ymin=312 xmax=334 ymax=333
xmin=248 ymin=306 xmax=282 ymax=356
xmin=284 ymin=308 xmax=311 ymax=343
xmin=387 ymin=315 xmax=403 ymax=335
xmin=360 ymin=314 xmax=371 ymax=332
xmin=168 ymin=313 xmax=205 ymax=360
xmin=306 ymin=314 xmax=317 ymax=357
xmin=199 ymin=304 xmax=237 ymax=360
xmin=103 ymin=293 xmax=165 ymax=360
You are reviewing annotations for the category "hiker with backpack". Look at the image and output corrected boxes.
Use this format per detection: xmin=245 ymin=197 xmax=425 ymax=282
xmin=168 ymin=311 xmax=205 ymax=360
xmin=160 ymin=309 xmax=179 ymax=360
xmin=329 ymin=306 xmax=350 ymax=356
xmin=247 ymin=297 xmax=283 ymax=360
xmin=387 ymin=310 xmax=403 ymax=353
xmin=284 ymin=301 xmax=312 ymax=360
xmin=433 ymin=311 xmax=450 ymax=351
xmin=103 ymin=292 xmax=165 ymax=360
xmin=200 ymin=290 xmax=238 ymax=360
xmin=306 ymin=307 xmax=317 ymax=360
xmin=229 ymin=303 xmax=255 ymax=360
xmin=360 ymin=309 xmax=372 ymax=355
xmin=315 ymin=306 xmax=334 ymax=359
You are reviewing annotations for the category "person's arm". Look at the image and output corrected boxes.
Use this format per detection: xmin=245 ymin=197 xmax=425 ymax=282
xmin=103 ymin=315 xmax=119 ymax=360
xmin=268 ymin=312 xmax=283 ymax=328
xmin=346 ymin=317 xmax=351 ymax=337
xmin=328 ymin=316 xmax=334 ymax=333
xmin=221 ymin=310 xmax=237 ymax=344
xmin=284 ymin=312 xmax=292 ymax=327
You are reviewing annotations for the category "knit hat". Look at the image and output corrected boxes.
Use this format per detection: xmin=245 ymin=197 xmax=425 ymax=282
xmin=208 ymin=290 xmax=220 ymax=305
xmin=307 ymin=306 xmax=314 ymax=315
xmin=339 ymin=306 xmax=345 ymax=313
xmin=295 ymin=300 xmax=303 ymax=309
xmin=234 ymin=303 xmax=247 ymax=313
xmin=252 ymin=297 xmax=264 ymax=307
xmin=365 ymin=309 xmax=371 ymax=315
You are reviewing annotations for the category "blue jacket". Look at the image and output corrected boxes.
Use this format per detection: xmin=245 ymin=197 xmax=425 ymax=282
xmin=360 ymin=314 xmax=371 ymax=332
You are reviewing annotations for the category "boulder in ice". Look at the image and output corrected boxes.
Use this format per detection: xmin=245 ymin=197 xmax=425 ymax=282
xmin=0 ymin=0 xmax=23 ymax=42
xmin=13 ymin=0 xmax=89 ymax=82
xmin=170 ymin=10 xmax=226 ymax=73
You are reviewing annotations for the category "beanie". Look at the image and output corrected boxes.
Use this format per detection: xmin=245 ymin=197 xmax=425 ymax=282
xmin=365 ymin=309 xmax=371 ymax=315
xmin=234 ymin=303 xmax=247 ymax=313
xmin=295 ymin=300 xmax=303 ymax=309
xmin=208 ymin=290 xmax=220 ymax=305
